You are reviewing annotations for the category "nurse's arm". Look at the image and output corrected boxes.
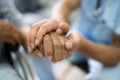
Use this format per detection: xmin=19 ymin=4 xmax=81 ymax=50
xmin=51 ymin=0 xmax=80 ymax=21
xmin=77 ymin=33 xmax=120 ymax=67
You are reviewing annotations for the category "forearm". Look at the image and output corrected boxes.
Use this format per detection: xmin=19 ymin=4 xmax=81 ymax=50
xmin=51 ymin=0 xmax=80 ymax=21
xmin=78 ymin=37 xmax=120 ymax=66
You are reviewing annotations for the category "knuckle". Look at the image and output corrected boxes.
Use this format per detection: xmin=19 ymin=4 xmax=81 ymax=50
xmin=49 ymin=19 xmax=59 ymax=25
xmin=64 ymin=23 xmax=69 ymax=29
xmin=50 ymin=19 xmax=57 ymax=23
xmin=59 ymin=22 xmax=69 ymax=29
xmin=40 ymin=24 xmax=47 ymax=29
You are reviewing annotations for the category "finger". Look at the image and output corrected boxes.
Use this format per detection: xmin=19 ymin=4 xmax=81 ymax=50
xmin=30 ymin=49 xmax=42 ymax=57
xmin=57 ymin=35 xmax=68 ymax=60
xmin=57 ymin=35 xmax=64 ymax=61
xmin=50 ymin=32 xmax=62 ymax=62
xmin=56 ymin=22 xmax=69 ymax=34
xmin=38 ymin=43 xmax=44 ymax=54
xmin=43 ymin=34 xmax=53 ymax=60
xmin=55 ymin=33 xmax=63 ymax=61
xmin=31 ymin=50 xmax=38 ymax=57
xmin=36 ymin=49 xmax=44 ymax=57
xmin=35 ymin=20 xmax=59 ymax=46
xmin=64 ymin=37 xmax=70 ymax=59
xmin=65 ymin=32 xmax=81 ymax=51
xmin=37 ymin=52 xmax=44 ymax=57
xmin=28 ymin=19 xmax=48 ymax=52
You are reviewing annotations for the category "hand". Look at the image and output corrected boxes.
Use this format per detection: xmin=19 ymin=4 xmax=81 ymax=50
xmin=65 ymin=32 xmax=83 ymax=55
xmin=49 ymin=32 xmax=82 ymax=62
xmin=27 ymin=19 xmax=69 ymax=53
xmin=35 ymin=32 xmax=82 ymax=63
xmin=0 ymin=19 xmax=23 ymax=45
xmin=43 ymin=32 xmax=70 ymax=62
xmin=29 ymin=32 xmax=71 ymax=62
xmin=19 ymin=26 xmax=31 ymax=49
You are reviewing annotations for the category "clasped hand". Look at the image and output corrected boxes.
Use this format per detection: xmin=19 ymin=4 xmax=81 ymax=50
xmin=27 ymin=19 xmax=82 ymax=62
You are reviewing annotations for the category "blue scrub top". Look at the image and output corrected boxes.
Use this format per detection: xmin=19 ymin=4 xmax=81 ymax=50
xmin=71 ymin=0 xmax=120 ymax=44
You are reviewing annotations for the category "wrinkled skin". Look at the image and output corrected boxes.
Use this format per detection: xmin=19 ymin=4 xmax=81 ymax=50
xmin=0 ymin=19 xmax=30 ymax=49
xmin=30 ymin=31 xmax=71 ymax=62
xmin=27 ymin=18 xmax=80 ymax=62
xmin=0 ymin=19 xmax=23 ymax=45
xmin=27 ymin=19 xmax=69 ymax=52
xmin=43 ymin=34 xmax=53 ymax=60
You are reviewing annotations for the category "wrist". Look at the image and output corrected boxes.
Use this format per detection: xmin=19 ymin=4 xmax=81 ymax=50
xmin=77 ymin=36 xmax=93 ymax=54
xmin=18 ymin=26 xmax=31 ymax=47
xmin=50 ymin=16 xmax=66 ymax=22
xmin=77 ymin=36 xmax=86 ymax=51
xmin=19 ymin=26 xmax=30 ymax=35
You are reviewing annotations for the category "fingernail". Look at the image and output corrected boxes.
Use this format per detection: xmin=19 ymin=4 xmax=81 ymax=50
xmin=35 ymin=39 xmax=39 ymax=46
xmin=37 ymin=52 xmax=43 ymax=57
xmin=66 ymin=41 xmax=72 ymax=49
xmin=48 ymin=55 xmax=52 ymax=60
xmin=28 ymin=47 xmax=32 ymax=52
xmin=56 ymin=28 xmax=62 ymax=34
xmin=36 ymin=50 xmax=43 ymax=57
xmin=30 ymin=43 xmax=34 ymax=49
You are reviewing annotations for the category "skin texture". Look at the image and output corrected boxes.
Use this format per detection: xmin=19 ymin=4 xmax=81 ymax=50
xmin=50 ymin=32 xmax=63 ymax=62
xmin=19 ymin=25 xmax=31 ymax=49
xmin=77 ymin=35 xmax=120 ymax=66
xmin=57 ymin=35 xmax=65 ymax=60
xmin=27 ymin=0 xmax=120 ymax=66
xmin=0 ymin=19 xmax=31 ymax=50
xmin=27 ymin=0 xmax=80 ymax=53
xmin=38 ymin=32 xmax=69 ymax=62
xmin=43 ymin=34 xmax=53 ymax=60
xmin=57 ymin=35 xmax=68 ymax=60
xmin=0 ymin=19 xmax=23 ymax=45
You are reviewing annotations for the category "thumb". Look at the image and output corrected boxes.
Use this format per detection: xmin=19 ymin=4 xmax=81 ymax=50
xmin=65 ymin=32 xmax=82 ymax=51
xmin=56 ymin=22 xmax=69 ymax=34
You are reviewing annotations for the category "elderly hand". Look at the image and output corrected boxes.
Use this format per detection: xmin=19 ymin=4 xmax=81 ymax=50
xmin=27 ymin=19 xmax=70 ymax=53
xmin=0 ymin=19 xmax=23 ymax=45
xmin=46 ymin=32 xmax=82 ymax=62
xmin=43 ymin=32 xmax=70 ymax=62
xmin=29 ymin=31 xmax=82 ymax=63
xmin=29 ymin=32 xmax=71 ymax=62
